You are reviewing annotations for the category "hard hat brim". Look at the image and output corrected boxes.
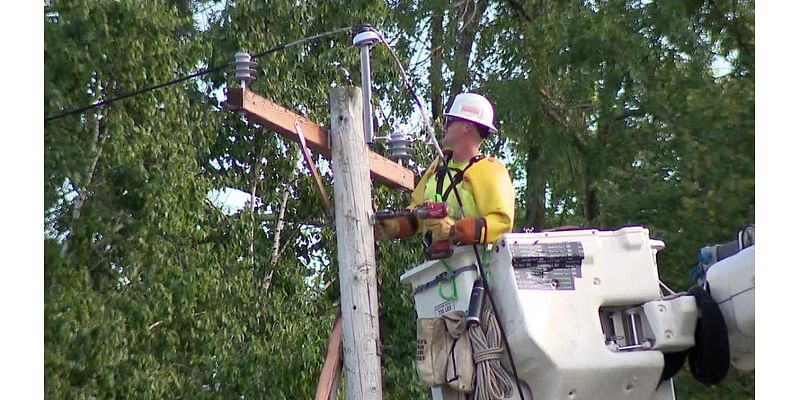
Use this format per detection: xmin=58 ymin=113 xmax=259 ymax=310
xmin=444 ymin=112 xmax=498 ymax=134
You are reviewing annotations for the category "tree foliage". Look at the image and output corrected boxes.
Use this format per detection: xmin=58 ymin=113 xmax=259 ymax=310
xmin=45 ymin=0 xmax=754 ymax=399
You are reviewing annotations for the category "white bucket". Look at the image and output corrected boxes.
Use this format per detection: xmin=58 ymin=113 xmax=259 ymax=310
xmin=399 ymin=246 xmax=484 ymax=319
xmin=399 ymin=246 xmax=486 ymax=400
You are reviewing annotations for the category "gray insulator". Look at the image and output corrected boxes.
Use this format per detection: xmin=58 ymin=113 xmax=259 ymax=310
xmin=387 ymin=131 xmax=413 ymax=163
xmin=233 ymin=51 xmax=257 ymax=87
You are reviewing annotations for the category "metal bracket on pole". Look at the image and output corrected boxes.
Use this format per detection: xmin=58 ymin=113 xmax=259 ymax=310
xmin=353 ymin=26 xmax=380 ymax=145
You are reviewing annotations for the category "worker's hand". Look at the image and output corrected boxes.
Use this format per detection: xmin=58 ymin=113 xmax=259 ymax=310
xmin=374 ymin=218 xmax=401 ymax=241
xmin=424 ymin=217 xmax=456 ymax=241
xmin=452 ymin=217 xmax=487 ymax=245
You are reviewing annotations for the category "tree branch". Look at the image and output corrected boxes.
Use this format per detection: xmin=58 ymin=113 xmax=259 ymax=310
xmin=249 ymin=156 xmax=262 ymax=269
xmin=447 ymin=0 xmax=490 ymax=104
xmin=506 ymin=0 xmax=532 ymax=22
xmin=60 ymin=108 xmax=109 ymax=259
xmin=707 ymin=0 xmax=754 ymax=72
xmin=263 ymin=185 xmax=291 ymax=293
xmin=430 ymin=6 xmax=444 ymax=122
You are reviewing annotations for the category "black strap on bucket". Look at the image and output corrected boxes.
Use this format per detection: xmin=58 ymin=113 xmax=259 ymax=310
xmin=660 ymin=350 xmax=689 ymax=382
xmin=413 ymin=264 xmax=477 ymax=295
xmin=687 ymin=284 xmax=730 ymax=386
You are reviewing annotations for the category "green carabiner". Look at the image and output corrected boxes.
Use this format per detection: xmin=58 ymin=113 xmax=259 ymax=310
xmin=437 ymin=259 xmax=458 ymax=301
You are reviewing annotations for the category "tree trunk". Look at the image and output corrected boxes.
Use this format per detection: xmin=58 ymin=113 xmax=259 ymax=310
xmin=524 ymin=140 xmax=546 ymax=230
xmin=583 ymin=182 xmax=600 ymax=225
xmin=60 ymin=111 xmax=108 ymax=259
xmin=446 ymin=0 xmax=490 ymax=105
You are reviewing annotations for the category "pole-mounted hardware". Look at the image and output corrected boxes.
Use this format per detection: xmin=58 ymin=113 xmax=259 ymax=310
xmin=353 ymin=26 xmax=380 ymax=145
xmin=386 ymin=130 xmax=413 ymax=165
xmin=233 ymin=51 xmax=257 ymax=90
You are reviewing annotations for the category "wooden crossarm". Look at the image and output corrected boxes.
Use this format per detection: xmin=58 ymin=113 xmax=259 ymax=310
xmin=226 ymin=88 xmax=414 ymax=191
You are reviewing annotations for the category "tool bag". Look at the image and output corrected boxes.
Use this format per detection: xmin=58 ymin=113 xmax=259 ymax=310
xmin=415 ymin=311 xmax=475 ymax=393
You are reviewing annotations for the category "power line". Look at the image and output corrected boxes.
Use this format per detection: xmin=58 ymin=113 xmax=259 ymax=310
xmin=44 ymin=26 xmax=356 ymax=124
xmin=44 ymin=64 xmax=226 ymax=123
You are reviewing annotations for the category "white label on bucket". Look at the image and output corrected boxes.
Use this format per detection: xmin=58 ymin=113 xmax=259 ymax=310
xmin=435 ymin=300 xmax=455 ymax=317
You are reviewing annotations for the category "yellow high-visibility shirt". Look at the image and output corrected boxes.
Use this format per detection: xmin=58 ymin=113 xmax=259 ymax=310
xmin=408 ymin=154 xmax=515 ymax=244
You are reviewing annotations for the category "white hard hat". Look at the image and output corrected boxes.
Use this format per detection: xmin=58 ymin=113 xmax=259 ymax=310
xmin=444 ymin=92 xmax=498 ymax=134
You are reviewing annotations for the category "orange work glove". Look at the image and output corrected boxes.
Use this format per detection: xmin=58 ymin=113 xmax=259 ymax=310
xmin=451 ymin=217 xmax=487 ymax=245
xmin=374 ymin=216 xmax=417 ymax=241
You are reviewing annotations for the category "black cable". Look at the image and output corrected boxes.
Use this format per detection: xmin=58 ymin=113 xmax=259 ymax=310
xmin=44 ymin=64 xmax=228 ymax=123
xmin=44 ymin=26 xmax=356 ymax=123
xmin=249 ymin=26 xmax=355 ymax=59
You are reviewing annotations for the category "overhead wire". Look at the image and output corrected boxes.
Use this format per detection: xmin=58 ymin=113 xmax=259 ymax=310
xmin=44 ymin=26 xmax=357 ymax=123
xmin=44 ymin=64 xmax=227 ymax=123
xmin=375 ymin=29 xmax=530 ymax=400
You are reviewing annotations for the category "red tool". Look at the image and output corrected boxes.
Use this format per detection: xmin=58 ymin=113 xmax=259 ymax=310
xmin=373 ymin=202 xmax=449 ymax=221
xmin=426 ymin=239 xmax=454 ymax=260
xmin=374 ymin=202 xmax=453 ymax=260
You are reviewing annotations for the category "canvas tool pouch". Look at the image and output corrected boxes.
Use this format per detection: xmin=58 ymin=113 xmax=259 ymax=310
xmin=442 ymin=311 xmax=475 ymax=393
xmin=416 ymin=317 xmax=448 ymax=387
xmin=415 ymin=312 xmax=475 ymax=393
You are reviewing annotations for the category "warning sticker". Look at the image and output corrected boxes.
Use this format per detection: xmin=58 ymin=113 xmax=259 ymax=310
xmin=511 ymin=241 xmax=585 ymax=291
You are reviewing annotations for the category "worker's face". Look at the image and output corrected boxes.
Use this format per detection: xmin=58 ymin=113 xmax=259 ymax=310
xmin=443 ymin=117 xmax=469 ymax=146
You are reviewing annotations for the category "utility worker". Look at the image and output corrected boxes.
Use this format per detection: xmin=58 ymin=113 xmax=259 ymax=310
xmin=375 ymin=92 xmax=515 ymax=246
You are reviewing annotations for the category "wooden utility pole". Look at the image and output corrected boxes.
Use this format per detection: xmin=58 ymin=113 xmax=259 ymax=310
xmin=329 ymin=87 xmax=382 ymax=400
xmin=226 ymin=87 xmax=397 ymax=399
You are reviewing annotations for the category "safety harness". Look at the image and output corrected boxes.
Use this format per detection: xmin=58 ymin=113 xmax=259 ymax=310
xmin=423 ymin=153 xmax=487 ymax=248
xmin=434 ymin=153 xmax=485 ymax=202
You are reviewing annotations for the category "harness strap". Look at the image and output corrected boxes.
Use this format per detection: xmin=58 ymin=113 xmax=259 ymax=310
xmin=435 ymin=152 xmax=453 ymax=199
xmin=435 ymin=154 xmax=486 ymax=202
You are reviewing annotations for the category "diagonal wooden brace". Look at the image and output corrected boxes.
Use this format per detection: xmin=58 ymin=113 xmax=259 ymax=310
xmin=315 ymin=309 xmax=344 ymax=400
xmin=226 ymin=88 xmax=414 ymax=191
xmin=294 ymin=120 xmax=334 ymax=217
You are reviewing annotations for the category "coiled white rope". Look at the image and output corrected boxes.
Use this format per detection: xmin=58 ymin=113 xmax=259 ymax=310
xmin=469 ymin=302 xmax=514 ymax=400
